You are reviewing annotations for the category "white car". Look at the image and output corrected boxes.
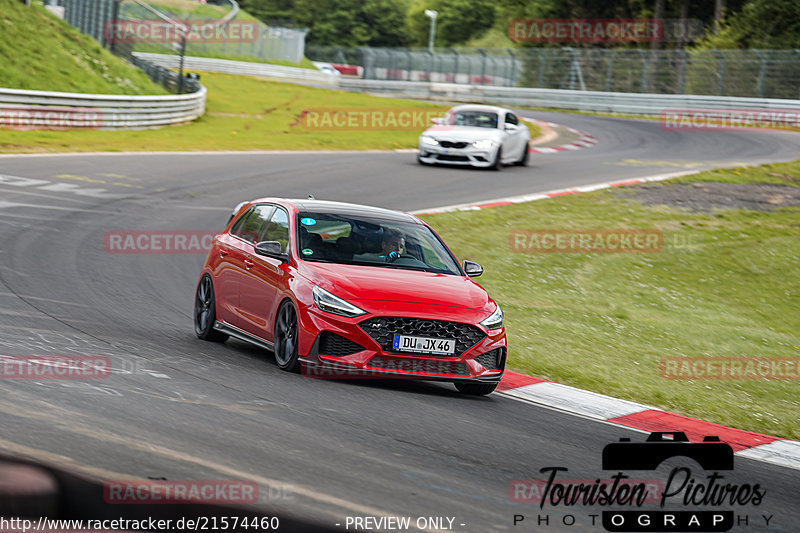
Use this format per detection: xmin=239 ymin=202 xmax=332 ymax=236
xmin=418 ymin=105 xmax=531 ymax=170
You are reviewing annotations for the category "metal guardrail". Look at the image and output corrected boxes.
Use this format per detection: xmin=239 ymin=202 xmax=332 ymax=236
xmin=0 ymin=85 xmax=206 ymax=129
xmin=337 ymin=79 xmax=800 ymax=115
xmin=134 ymin=53 xmax=338 ymax=84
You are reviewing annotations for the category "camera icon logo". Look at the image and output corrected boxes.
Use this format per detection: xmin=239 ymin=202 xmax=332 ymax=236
xmin=602 ymin=431 xmax=734 ymax=471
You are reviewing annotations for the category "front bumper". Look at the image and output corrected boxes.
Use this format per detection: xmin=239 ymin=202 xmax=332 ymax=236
xmin=418 ymin=143 xmax=496 ymax=167
xmin=297 ymin=303 xmax=507 ymax=382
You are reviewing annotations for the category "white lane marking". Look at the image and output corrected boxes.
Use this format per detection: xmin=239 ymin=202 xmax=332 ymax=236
xmin=503 ymin=382 xmax=653 ymax=420
xmin=737 ymin=440 xmax=800 ymax=471
xmin=37 ymin=182 xmax=122 ymax=199
xmin=0 ymin=175 xmax=50 ymax=187
xmin=0 ymin=174 xmax=122 ymax=199
xmin=0 ymin=187 xmax=95 ymax=203
xmin=0 ymin=201 xmax=118 ymax=214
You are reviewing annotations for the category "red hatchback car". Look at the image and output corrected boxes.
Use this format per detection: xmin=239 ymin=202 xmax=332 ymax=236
xmin=194 ymin=198 xmax=506 ymax=395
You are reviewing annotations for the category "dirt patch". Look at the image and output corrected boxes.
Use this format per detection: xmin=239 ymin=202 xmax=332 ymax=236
xmin=619 ymin=181 xmax=800 ymax=212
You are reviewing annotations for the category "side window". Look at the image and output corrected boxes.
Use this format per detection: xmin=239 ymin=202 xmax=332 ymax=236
xmin=230 ymin=206 xmax=254 ymax=236
xmin=505 ymin=113 xmax=519 ymax=126
xmin=262 ymin=208 xmax=290 ymax=253
xmin=231 ymin=205 xmax=273 ymax=244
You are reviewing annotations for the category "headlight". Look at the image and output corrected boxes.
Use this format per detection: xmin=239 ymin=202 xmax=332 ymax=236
xmin=312 ymin=286 xmax=366 ymax=318
xmin=420 ymin=135 xmax=439 ymax=146
xmin=472 ymin=139 xmax=495 ymax=150
xmin=480 ymin=303 xmax=504 ymax=330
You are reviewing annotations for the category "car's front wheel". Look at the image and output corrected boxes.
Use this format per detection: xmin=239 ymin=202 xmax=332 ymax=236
xmin=194 ymin=274 xmax=228 ymax=342
xmin=454 ymin=381 xmax=498 ymax=396
xmin=489 ymin=147 xmax=503 ymax=171
xmin=274 ymin=300 xmax=301 ymax=372
xmin=515 ymin=142 xmax=530 ymax=166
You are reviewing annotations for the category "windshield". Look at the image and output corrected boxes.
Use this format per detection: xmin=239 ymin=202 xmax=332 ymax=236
xmin=444 ymin=110 xmax=499 ymax=129
xmin=296 ymin=212 xmax=461 ymax=275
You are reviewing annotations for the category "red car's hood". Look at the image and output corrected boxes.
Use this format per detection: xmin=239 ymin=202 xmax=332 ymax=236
xmin=298 ymin=262 xmax=491 ymax=310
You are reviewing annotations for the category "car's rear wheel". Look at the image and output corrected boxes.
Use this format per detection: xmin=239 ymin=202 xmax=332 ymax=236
xmin=454 ymin=381 xmax=498 ymax=396
xmin=515 ymin=142 xmax=530 ymax=166
xmin=194 ymin=275 xmax=228 ymax=342
xmin=274 ymin=300 xmax=300 ymax=372
xmin=489 ymin=147 xmax=503 ymax=171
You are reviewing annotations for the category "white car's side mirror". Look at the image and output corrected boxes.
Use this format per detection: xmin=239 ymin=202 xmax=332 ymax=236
xmin=432 ymin=117 xmax=443 ymax=125
xmin=505 ymin=123 xmax=519 ymax=131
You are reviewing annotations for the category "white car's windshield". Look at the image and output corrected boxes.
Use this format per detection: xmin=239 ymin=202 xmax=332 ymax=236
xmin=444 ymin=110 xmax=499 ymax=129
xmin=296 ymin=212 xmax=461 ymax=275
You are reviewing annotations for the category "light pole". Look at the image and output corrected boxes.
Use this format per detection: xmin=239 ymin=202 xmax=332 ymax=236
xmin=424 ymin=9 xmax=437 ymax=53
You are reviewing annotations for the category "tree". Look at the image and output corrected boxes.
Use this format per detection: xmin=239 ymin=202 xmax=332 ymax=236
xmin=699 ymin=0 xmax=800 ymax=48
xmin=261 ymin=0 xmax=411 ymax=46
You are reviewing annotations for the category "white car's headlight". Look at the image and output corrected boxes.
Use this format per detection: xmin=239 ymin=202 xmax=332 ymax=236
xmin=480 ymin=303 xmax=504 ymax=330
xmin=312 ymin=286 xmax=366 ymax=318
xmin=420 ymin=135 xmax=439 ymax=146
xmin=472 ymin=139 xmax=495 ymax=150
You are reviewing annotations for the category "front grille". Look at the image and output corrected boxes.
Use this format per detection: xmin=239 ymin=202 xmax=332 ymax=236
xmin=474 ymin=348 xmax=505 ymax=371
xmin=318 ymin=332 xmax=365 ymax=357
xmin=366 ymin=356 xmax=470 ymax=375
xmin=359 ymin=317 xmax=485 ymax=357
xmin=436 ymin=154 xmax=469 ymax=162
xmin=440 ymin=141 xmax=468 ymax=149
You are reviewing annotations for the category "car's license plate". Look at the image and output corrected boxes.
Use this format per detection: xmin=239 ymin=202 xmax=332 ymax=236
xmin=393 ymin=334 xmax=456 ymax=355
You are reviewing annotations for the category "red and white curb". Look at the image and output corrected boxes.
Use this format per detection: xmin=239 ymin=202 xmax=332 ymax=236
xmin=497 ymin=371 xmax=800 ymax=471
xmin=413 ymin=169 xmax=800 ymax=471
xmin=411 ymin=170 xmax=698 ymax=215
xmin=527 ymin=120 xmax=598 ymax=154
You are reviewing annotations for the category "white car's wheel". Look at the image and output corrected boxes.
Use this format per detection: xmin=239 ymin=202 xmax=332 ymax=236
xmin=489 ymin=147 xmax=502 ymax=171
xmin=515 ymin=142 xmax=530 ymax=166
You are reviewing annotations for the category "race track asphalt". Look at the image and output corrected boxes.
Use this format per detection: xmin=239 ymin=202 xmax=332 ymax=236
xmin=0 ymin=112 xmax=798 ymax=531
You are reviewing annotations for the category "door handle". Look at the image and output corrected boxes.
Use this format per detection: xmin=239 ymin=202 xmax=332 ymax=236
xmin=219 ymin=249 xmax=229 ymax=257
xmin=244 ymin=259 xmax=255 ymax=269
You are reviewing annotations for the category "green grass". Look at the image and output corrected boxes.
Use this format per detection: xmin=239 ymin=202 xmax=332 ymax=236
xmin=421 ymin=161 xmax=800 ymax=440
xmin=0 ymin=0 xmax=165 ymax=95
xmin=0 ymin=73 xmax=461 ymax=152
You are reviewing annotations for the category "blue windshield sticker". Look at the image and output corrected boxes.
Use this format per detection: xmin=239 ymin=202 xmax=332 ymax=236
xmin=301 ymin=217 xmax=316 ymax=226
xmin=302 ymin=248 xmax=314 ymax=255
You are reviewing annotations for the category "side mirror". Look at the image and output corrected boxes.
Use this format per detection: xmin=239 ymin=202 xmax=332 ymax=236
xmin=505 ymin=123 xmax=519 ymax=131
xmin=255 ymin=241 xmax=288 ymax=262
xmin=462 ymin=260 xmax=483 ymax=277
xmin=432 ymin=117 xmax=443 ymax=125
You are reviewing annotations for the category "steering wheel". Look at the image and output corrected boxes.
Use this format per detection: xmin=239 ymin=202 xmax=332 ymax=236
xmin=385 ymin=252 xmax=415 ymax=263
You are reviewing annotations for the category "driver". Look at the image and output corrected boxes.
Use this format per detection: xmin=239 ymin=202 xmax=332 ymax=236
xmin=381 ymin=229 xmax=405 ymax=260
